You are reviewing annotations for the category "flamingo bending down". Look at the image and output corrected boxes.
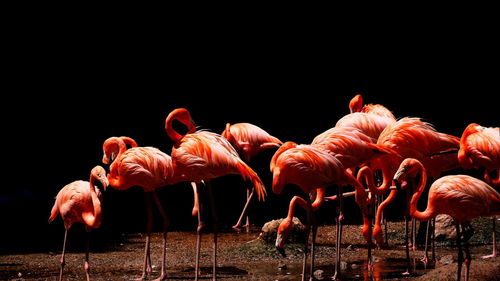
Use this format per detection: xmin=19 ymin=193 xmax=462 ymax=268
xmin=165 ymin=108 xmax=266 ymax=281
xmin=393 ymin=158 xmax=500 ymax=281
xmin=48 ymin=166 xmax=109 ymax=281
xmin=103 ymin=136 xmax=177 ymax=281
xmin=271 ymin=142 xmax=370 ymax=281
xmin=458 ymin=123 xmax=500 ymax=258
xmin=221 ymin=122 xmax=282 ymax=230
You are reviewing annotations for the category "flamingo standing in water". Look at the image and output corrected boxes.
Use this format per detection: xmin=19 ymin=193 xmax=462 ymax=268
xmin=102 ymin=136 xmax=178 ymax=281
xmin=357 ymin=117 xmax=460 ymax=269
xmin=393 ymin=158 xmax=500 ymax=281
xmin=221 ymin=122 xmax=282 ymax=231
xmin=48 ymin=165 xmax=109 ymax=281
xmin=165 ymin=108 xmax=266 ymax=281
xmin=271 ymin=142 xmax=371 ymax=281
xmin=458 ymin=123 xmax=500 ymax=258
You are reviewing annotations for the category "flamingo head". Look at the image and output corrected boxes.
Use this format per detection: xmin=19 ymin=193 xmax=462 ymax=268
xmin=275 ymin=218 xmax=293 ymax=257
xmin=90 ymin=165 xmax=109 ymax=193
xmin=102 ymin=137 xmax=122 ymax=164
xmin=393 ymin=158 xmax=421 ymax=190
xmin=349 ymin=94 xmax=363 ymax=113
xmin=165 ymin=108 xmax=196 ymax=142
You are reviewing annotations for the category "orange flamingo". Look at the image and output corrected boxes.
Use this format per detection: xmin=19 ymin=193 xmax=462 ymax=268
xmin=356 ymin=117 xmax=460 ymax=268
xmin=102 ymin=136 xmax=177 ymax=281
xmin=221 ymin=122 xmax=282 ymax=230
xmin=48 ymin=165 xmax=109 ymax=281
xmin=165 ymin=108 xmax=266 ymax=281
xmin=393 ymin=158 xmax=500 ymax=281
xmin=271 ymin=141 xmax=371 ymax=281
xmin=458 ymin=123 xmax=500 ymax=258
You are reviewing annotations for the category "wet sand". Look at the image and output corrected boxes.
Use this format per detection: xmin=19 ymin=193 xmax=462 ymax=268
xmin=1 ymin=221 xmax=499 ymax=281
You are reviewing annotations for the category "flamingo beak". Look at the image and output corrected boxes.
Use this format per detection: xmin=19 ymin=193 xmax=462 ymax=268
xmin=102 ymin=154 xmax=110 ymax=164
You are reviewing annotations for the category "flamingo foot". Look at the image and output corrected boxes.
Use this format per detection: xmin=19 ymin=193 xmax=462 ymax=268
xmin=231 ymin=224 xmax=243 ymax=232
xmin=402 ymin=271 xmax=410 ymax=276
xmin=481 ymin=252 xmax=497 ymax=259
xmin=421 ymin=255 xmax=428 ymax=264
xmin=331 ymin=271 xmax=340 ymax=280
xmin=152 ymin=273 xmax=168 ymax=281
xmin=132 ymin=275 xmax=147 ymax=281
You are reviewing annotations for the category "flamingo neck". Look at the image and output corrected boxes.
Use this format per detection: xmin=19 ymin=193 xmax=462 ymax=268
xmin=84 ymin=178 xmax=102 ymax=228
xmin=165 ymin=110 xmax=195 ymax=143
xmin=358 ymin=165 xmax=393 ymax=196
xmin=409 ymin=162 xmax=434 ymax=221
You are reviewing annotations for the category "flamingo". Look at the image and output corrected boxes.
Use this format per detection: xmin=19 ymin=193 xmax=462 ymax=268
xmin=458 ymin=123 xmax=500 ymax=258
xmin=165 ymin=108 xmax=266 ymax=281
xmin=102 ymin=136 xmax=178 ymax=281
xmin=393 ymin=158 xmax=500 ymax=281
xmin=48 ymin=165 xmax=108 ymax=281
xmin=221 ymin=122 xmax=282 ymax=231
xmin=271 ymin=141 xmax=371 ymax=281
xmin=356 ymin=117 xmax=460 ymax=268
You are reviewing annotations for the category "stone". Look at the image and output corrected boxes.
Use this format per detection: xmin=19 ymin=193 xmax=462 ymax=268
xmin=439 ymin=254 xmax=454 ymax=265
xmin=313 ymin=269 xmax=325 ymax=280
xmin=434 ymin=214 xmax=474 ymax=241
xmin=259 ymin=217 xmax=306 ymax=243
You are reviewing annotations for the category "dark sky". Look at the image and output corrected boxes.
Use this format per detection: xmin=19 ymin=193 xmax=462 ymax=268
xmin=3 ymin=24 xmax=499 ymax=254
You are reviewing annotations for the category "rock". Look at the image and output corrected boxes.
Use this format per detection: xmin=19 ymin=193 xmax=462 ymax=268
xmin=434 ymin=214 xmax=474 ymax=241
xmin=439 ymin=254 xmax=454 ymax=265
xmin=313 ymin=269 xmax=325 ymax=280
xmin=259 ymin=217 xmax=306 ymax=244
xmin=351 ymin=263 xmax=360 ymax=269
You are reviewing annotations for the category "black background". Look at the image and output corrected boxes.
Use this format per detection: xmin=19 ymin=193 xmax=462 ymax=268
xmin=2 ymin=16 xmax=498 ymax=254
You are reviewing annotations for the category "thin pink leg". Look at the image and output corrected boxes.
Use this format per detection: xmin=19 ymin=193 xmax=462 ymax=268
xmin=193 ymin=182 xmax=204 ymax=281
xmin=84 ymin=229 xmax=91 ymax=281
xmin=58 ymin=229 xmax=68 ymax=281
xmin=481 ymin=217 xmax=497 ymax=259
xmin=232 ymin=186 xmax=255 ymax=231
xmin=134 ymin=192 xmax=154 ymax=281
xmin=152 ymin=190 xmax=170 ymax=281
xmin=206 ymin=181 xmax=218 ymax=281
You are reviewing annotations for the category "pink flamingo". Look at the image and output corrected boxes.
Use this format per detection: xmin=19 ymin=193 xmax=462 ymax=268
xmin=393 ymin=158 xmax=500 ymax=281
xmin=356 ymin=117 xmax=460 ymax=268
xmin=348 ymin=94 xmax=396 ymax=120
xmin=221 ymin=122 xmax=282 ymax=230
xmin=48 ymin=165 xmax=108 ymax=281
xmin=271 ymin=142 xmax=371 ymax=281
xmin=458 ymin=123 xmax=500 ymax=258
xmin=165 ymin=108 xmax=266 ymax=281
xmin=102 ymin=136 xmax=178 ymax=281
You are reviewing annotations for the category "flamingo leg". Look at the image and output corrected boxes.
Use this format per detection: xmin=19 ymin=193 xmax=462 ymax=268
xmin=300 ymin=196 xmax=311 ymax=281
xmin=232 ymin=185 xmax=255 ymax=232
xmin=422 ymin=220 xmax=430 ymax=264
xmin=456 ymin=224 xmax=463 ymax=281
xmin=431 ymin=218 xmax=436 ymax=262
xmin=482 ymin=217 xmax=497 ymax=259
xmin=135 ymin=192 xmax=154 ymax=281
xmin=206 ymin=180 xmax=218 ymax=281
xmin=84 ymin=229 xmax=91 ymax=281
xmin=193 ymin=182 xmax=204 ymax=281
xmin=333 ymin=186 xmax=344 ymax=281
xmin=152 ymin=190 xmax=170 ymax=281
xmin=58 ymin=229 xmax=68 ymax=281
xmin=462 ymin=223 xmax=472 ymax=281
xmin=305 ymin=195 xmax=315 ymax=281
xmin=403 ymin=215 xmax=411 ymax=276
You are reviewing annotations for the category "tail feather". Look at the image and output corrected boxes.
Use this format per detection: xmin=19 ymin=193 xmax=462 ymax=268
xmin=237 ymin=161 xmax=267 ymax=201
xmin=48 ymin=203 xmax=59 ymax=223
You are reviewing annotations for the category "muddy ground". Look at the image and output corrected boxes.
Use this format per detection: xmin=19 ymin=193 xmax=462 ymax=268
xmin=1 ymin=219 xmax=499 ymax=281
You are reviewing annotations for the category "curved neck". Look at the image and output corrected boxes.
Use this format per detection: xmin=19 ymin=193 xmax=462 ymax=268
xmin=374 ymin=189 xmax=398 ymax=228
xmin=357 ymin=165 xmax=393 ymax=196
xmin=84 ymin=179 xmax=102 ymax=228
xmin=409 ymin=162 xmax=434 ymax=221
xmin=165 ymin=110 xmax=195 ymax=143
xmin=108 ymin=138 xmax=127 ymax=178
